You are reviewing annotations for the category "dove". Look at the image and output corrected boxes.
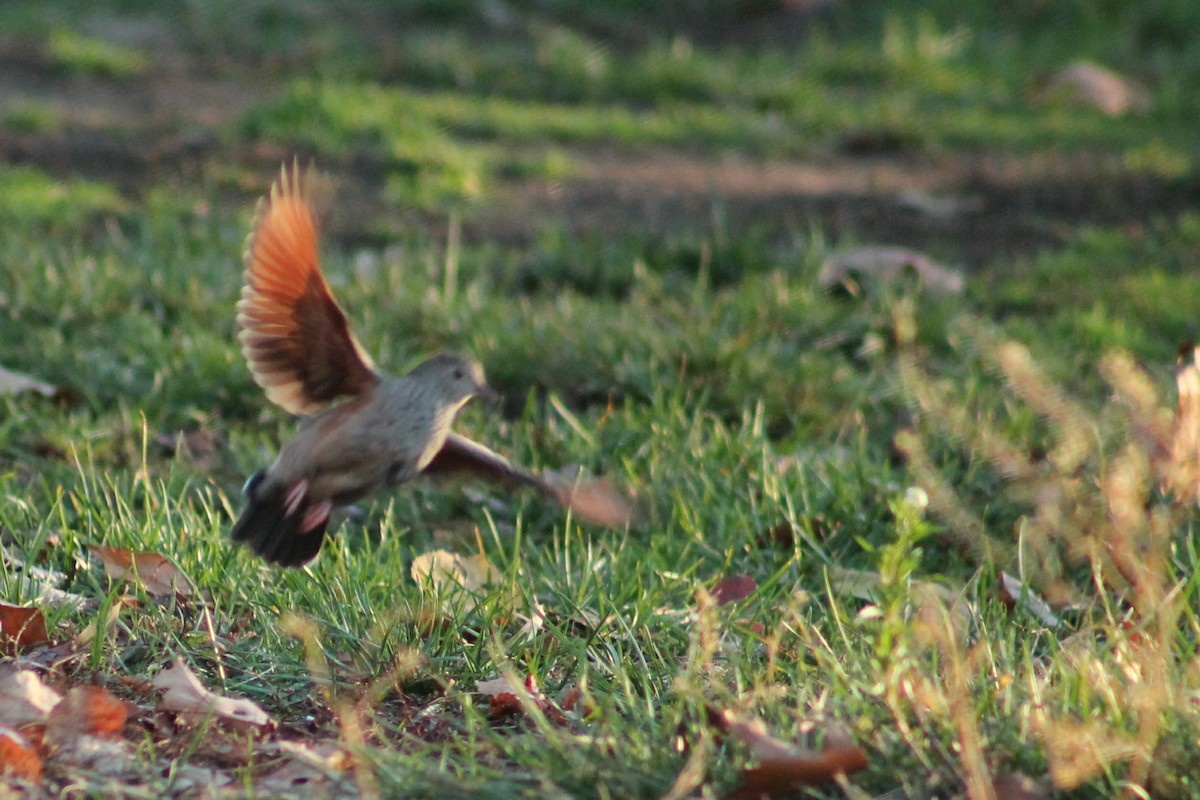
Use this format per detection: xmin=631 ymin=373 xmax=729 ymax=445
xmin=231 ymin=163 xmax=636 ymax=566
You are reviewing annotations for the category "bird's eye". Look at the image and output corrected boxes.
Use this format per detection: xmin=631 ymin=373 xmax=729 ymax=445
xmin=453 ymin=369 xmax=464 ymax=380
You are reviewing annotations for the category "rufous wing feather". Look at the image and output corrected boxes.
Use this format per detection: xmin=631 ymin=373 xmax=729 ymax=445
xmin=237 ymin=162 xmax=379 ymax=416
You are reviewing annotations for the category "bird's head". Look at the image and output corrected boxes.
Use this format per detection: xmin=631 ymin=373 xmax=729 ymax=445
xmin=410 ymin=353 xmax=491 ymax=404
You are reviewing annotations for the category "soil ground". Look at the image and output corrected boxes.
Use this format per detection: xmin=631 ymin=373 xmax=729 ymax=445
xmin=1 ymin=19 xmax=1195 ymax=273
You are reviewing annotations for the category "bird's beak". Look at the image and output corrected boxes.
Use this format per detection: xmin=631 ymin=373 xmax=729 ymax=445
xmin=479 ymin=383 xmax=503 ymax=406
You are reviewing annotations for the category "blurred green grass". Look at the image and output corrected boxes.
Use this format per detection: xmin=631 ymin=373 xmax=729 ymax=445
xmin=3 ymin=0 xmax=1200 ymax=796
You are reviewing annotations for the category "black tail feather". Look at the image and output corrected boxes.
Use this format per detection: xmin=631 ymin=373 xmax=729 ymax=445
xmin=231 ymin=472 xmax=329 ymax=567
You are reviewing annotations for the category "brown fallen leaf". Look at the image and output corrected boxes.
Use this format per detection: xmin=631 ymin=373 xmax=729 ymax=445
xmin=710 ymin=708 xmax=867 ymax=797
xmin=0 ymin=726 xmax=42 ymax=782
xmin=0 ymin=670 xmax=62 ymax=727
xmin=411 ymin=550 xmax=500 ymax=594
xmin=757 ymin=521 xmax=798 ymax=549
xmin=91 ymin=546 xmax=194 ymax=597
xmin=0 ymin=603 xmax=51 ymax=654
xmin=257 ymin=741 xmax=352 ymax=795
xmin=477 ymin=674 xmax=570 ymax=727
xmin=51 ymin=734 xmax=140 ymax=778
xmin=152 ymin=658 xmax=272 ymax=731
xmin=411 ymin=548 xmax=511 ymax=618
xmin=712 ymin=574 xmax=757 ymax=606
xmin=1035 ymin=61 xmax=1149 ymax=117
xmin=46 ymin=686 xmax=130 ymax=740
xmin=487 ymin=692 xmax=525 ymax=722
xmin=153 ymin=427 xmax=220 ymax=471
xmin=818 ymin=246 xmax=964 ymax=297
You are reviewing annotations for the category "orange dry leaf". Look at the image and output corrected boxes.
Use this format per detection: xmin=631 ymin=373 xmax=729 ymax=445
xmin=711 ymin=708 xmax=867 ymax=797
xmin=487 ymin=692 xmax=524 ymax=722
xmin=0 ymin=726 xmax=42 ymax=782
xmin=477 ymin=674 xmax=570 ymax=726
xmin=0 ymin=603 xmax=50 ymax=654
xmin=47 ymin=686 xmax=129 ymax=739
xmin=91 ymin=546 xmax=194 ymax=597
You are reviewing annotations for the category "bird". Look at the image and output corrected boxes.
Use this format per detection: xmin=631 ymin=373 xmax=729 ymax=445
xmin=231 ymin=162 xmax=636 ymax=566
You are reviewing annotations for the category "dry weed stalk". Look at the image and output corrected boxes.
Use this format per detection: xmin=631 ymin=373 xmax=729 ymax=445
xmin=894 ymin=313 xmax=1199 ymax=792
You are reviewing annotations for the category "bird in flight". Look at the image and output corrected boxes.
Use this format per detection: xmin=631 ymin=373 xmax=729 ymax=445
xmin=231 ymin=163 xmax=636 ymax=566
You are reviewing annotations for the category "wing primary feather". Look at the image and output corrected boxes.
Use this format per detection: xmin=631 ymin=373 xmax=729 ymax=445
xmin=237 ymin=160 xmax=380 ymax=416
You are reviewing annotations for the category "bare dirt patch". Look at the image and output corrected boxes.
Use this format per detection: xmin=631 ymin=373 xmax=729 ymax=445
xmin=1 ymin=44 xmax=1195 ymax=272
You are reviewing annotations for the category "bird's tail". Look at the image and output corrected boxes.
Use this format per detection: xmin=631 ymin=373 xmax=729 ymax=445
xmin=230 ymin=471 xmax=329 ymax=567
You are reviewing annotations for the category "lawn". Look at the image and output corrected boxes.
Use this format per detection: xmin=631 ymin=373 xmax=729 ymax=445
xmin=2 ymin=1 xmax=1200 ymax=797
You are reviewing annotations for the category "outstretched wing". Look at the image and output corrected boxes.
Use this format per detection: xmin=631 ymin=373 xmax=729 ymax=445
xmin=236 ymin=162 xmax=380 ymax=416
xmin=423 ymin=432 xmax=548 ymax=492
xmin=424 ymin=432 xmax=642 ymax=529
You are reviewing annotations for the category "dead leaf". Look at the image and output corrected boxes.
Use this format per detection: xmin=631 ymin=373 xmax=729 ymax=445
xmin=515 ymin=597 xmax=547 ymax=638
xmin=818 ymin=246 xmax=964 ymax=297
xmin=827 ymin=566 xmax=971 ymax=624
xmin=51 ymin=734 xmax=139 ymax=778
xmin=1036 ymin=61 xmax=1149 ymax=116
xmin=712 ymin=575 xmax=757 ymax=606
xmin=0 ymin=726 xmax=42 ymax=782
xmin=0 ymin=364 xmax=57 ymax=399
xmin=411 ymin=549 xmax=506 ymax=617
xmin=257 ymin=741 xmax=352 ymax=795
xmin=487 ymin=692 xmax=525 ymax=722
xmin=152 ymin=658 xmax=272 ymax=731
xmin=711 ymin=708 xmax=867 ymax=797
xmin=91 ymin=546 xmax=194 ymax=597
xmin=0 ymin=603 xmax=50 ymax=654
xmin=74 ymin=599 xmax=126 ymax=647
xmin=0 ymin=545 xmax=90 ymax=611
xmin=894 ymin=189 xmax=983 ymax=220
xmin=997 ymin=572 xmax=1062 ymax=628
xmin=153 ymin=427 xmax=220 ymax=471
xmin=411 ymin=550 xmax=499 ymax=593
xmin=757 ymin=521 xmax=797 ymax=548
xmin=826 ymin=566 xmax=891 ymax=602
xmin=162 ymin=764 xmax=233 ymax=795
xmin=0 ymin=670 xmax=62 ymax=727
xmin=477 ymin=673 xmax=570 ymax=726
xmin=476 ymin=676 xmax=521 ymax=697
xmin=47 ymin=686 xmax=129 ymax=739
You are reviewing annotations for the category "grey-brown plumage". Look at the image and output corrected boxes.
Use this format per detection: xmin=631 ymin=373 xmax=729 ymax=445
xmin=232 ymin=163 xmax=638 ymax=567
xmin=231 ymin=355 xmax=486 ymax=565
